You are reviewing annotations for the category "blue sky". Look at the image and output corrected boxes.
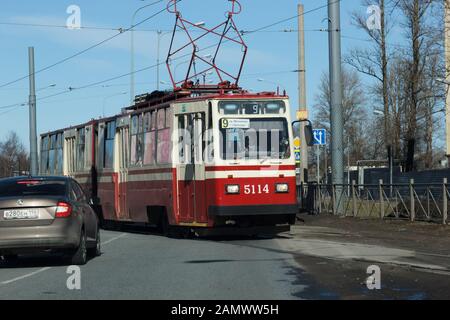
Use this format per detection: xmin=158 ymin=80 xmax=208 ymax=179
xmin=0 ymin=0 xmax=389 ymax=149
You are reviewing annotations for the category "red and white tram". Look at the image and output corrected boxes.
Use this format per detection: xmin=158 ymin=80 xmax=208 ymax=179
xmin=39 ymin=86 xmax=299 ymax=235
xmin=39 ymin=0 xmax=307 ymax=236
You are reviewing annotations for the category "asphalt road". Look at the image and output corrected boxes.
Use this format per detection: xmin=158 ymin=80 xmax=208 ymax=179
xmin=2 ymin=225 xmax=450 ymax=300
xmin=0 ymin=229 xmax=306 ymax=300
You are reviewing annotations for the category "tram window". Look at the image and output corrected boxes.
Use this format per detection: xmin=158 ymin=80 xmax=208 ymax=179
xmin=220 ymin=103 xmax=240 ymax=115
xmin=165 ymin=108 xmax=173 ymax=128
xmin=157 ymin=109 xmax=166 ymax=129
xmin=264 ymin=102 xmax=285 ymax=114
xmin=178 ymin=116 xmax=186 ymax=163
xmin=130 ymin=114 xmax=144 ymax=166
xmin=220 ymin=119 xmax=290 ymax=160
xmin=76 ymin=128 xmax=86 ymax=171
xmin=51 ymin=133 xmax=64 ymax=175
xmin=151 ymin=110 xmax=156 ymax=130
xmin=66 ymin=137 xmax=76 ymax=174
xmin=143 ymin=112 xmax=155 ymax=165
xmin=103 ymin=121 xmax=116 ymax=169
xmin=144 ymin=112 xmax=151 ymax=132
xmin=40 ymin=136 xmax=49 ymax=174
xmin=157 ymin=127 xmax=171 ymax=164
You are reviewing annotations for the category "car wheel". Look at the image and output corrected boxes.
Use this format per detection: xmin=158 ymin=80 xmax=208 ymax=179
xmin=69 ymin=229 xmax=87 ymax=265
xmin=88 ymin=228 xmax=101 ymax=257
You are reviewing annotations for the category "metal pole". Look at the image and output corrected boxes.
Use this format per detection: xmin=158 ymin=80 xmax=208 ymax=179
xmin=347 ymin=135 xmax=350 ymax=194
xmin=443 ymin=178 xmax=448 ymax=225
xmin=328 ymin=0 xmax=344 ymax=213
xmin=324 ymin=145 xmax=328 ymax=184
xmin=157 ymin=30 xmax=162 ymax=91
xmin=445 ymin=0 xmax=450 ymax=166
xmin=130 ymin=16 xmax=136 ymax=105
xmin=316 ymin=145 xmax=320 ymax=183
xmin=410 ymin=179 xmax=415 ymax=222
xmin=298 ymin=3 xmax=308 ymax=182
xmin=28 ymin=47 xmax=38 ymax=176
xmin=130 ymin=1 xmax=161 ymax=105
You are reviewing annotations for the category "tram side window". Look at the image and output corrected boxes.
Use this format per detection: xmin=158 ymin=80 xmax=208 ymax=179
xmin=76 ymin=128 xmax=86 ymax=171
xmin=48 ymin=135 xmax=56 ymax=175
xmin=157 ymin=108 xmax=171 ymax=164
xmin=40 ymin=136 xmax=49 ymax=174
xmin=178 ymin=116 xmax=186 ymax=163
xmin=130 ymin=114 xmax=144 ymax=166
xmin=103 ymin=121 xmax=116 ymax=168
xmin=66 ymin=137 xmax=76 ymax=174
xmin=49 ymin=133 xmax=63 ymax=175
xmin=143 ymin=111 xmax=155 ymax=165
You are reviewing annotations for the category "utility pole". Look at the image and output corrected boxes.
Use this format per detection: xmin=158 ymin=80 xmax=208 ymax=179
xmin=28 ymin=47 xmax=38 ymax=176
xmin=445 ymin=0 xmax=450 ymax=166
xmin=328 ymin=0 xmax=344 ymax=212
xmin=157 ymin=30 xmax=162 ymax=91
xmin=298 ymin=3 xmax=308 ymax=182
xmin=316 ymin=145 xmax=320 ymax=183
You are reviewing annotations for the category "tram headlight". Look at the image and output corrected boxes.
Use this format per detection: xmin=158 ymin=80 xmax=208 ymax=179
xmin=226 ymin=184 xmax=240 ymax=194
xmin=276 ymin=183 xmax=289 ymax=193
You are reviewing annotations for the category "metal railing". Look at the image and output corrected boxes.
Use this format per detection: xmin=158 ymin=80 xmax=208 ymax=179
xmin=298 ymin=178 xmax=449 ymax=225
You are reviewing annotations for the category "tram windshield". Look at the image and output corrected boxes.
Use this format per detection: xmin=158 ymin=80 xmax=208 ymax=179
xmin=219 ymin=118 xmax=290 ymax=160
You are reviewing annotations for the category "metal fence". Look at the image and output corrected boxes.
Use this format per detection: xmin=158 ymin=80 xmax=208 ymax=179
xmin=298 ymin=179 xmax=449 ymax=225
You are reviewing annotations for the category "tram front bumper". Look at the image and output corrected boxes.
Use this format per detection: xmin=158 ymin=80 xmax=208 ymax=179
xmin=208 ymin=204 xmax=298 ymax=217
xmin=208 ymin=204 xmax=298 ymax=229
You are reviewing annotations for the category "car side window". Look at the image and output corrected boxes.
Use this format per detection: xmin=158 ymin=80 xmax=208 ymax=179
xmin=69 ymin=184 xmax=78 ymax=202
xmin=72 ymin=181 xmax=86 ymax=202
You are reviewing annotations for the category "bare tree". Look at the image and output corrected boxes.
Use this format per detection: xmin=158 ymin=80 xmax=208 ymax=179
xmin=313 ymin=67 xmax=371 ymax=165
xmin=400 ymin=0 xmax=444 ymax=170
xmin=0 ymin=132 xmax=29 ymax=178
xmin=346 ymin=0 xmax=392 ymax=155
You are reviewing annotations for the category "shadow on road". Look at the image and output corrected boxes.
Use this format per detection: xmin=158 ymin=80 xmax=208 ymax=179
xmin=102 ymin=223 xmax=288 ymax=242
xmin=0 ymin=253 xmax=100 ymax=270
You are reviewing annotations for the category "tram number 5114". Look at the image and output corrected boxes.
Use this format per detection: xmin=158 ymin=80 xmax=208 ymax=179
xmin=244 ymin=184 xmax=269 ymax=195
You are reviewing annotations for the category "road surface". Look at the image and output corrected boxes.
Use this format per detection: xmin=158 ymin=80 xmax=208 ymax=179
xmin=1 ymin=225 xmax=450 ymax=300
xmin=0 ymin=229 xmax=306 ymax=300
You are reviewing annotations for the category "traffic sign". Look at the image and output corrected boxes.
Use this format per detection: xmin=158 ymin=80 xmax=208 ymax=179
xmin=295 ymin=150 xmax=301 ymax=164
xmin=313 ymin=129 xmax=327 ymax=145
xmin=293 ymin=137 xmax=301 ymax=149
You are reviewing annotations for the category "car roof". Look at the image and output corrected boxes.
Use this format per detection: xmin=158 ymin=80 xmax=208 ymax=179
xmin=0 ymin=176 xmax=71 ymax=184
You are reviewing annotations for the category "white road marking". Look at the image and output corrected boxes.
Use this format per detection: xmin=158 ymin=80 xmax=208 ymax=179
xmin=1 ymin=267 xmax=52 ymax=285
xmin=101 ymin=233 xmax=127 ymax=245
xmin=0 ymin=232 xmax=127 ymax=287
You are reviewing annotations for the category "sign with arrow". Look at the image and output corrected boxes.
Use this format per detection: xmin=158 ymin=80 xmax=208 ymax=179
xmin=313 ymin=129 xmax=327 ymax=145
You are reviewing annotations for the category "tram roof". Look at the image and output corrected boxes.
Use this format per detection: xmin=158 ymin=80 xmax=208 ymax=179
xmin=40 ymin=85 xmax=289 ymax=137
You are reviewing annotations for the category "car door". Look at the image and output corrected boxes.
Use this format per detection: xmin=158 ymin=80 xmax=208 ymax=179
xmin=72 ymin=181 xmax=97 ymax=242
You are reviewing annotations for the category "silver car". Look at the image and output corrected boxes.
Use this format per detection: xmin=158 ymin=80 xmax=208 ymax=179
xmin=0 ymin=176 xmax=100 ymax=265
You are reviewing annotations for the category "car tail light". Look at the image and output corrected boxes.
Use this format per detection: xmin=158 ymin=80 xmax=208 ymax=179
xmin=55 ymin=202 xmax=72 ymax=218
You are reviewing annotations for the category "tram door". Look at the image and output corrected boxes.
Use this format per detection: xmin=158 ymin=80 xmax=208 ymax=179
xmin=177 ymin=113 xmax=207 ymax=223
xmin=114 ymin=125 xmax=130 ymax=220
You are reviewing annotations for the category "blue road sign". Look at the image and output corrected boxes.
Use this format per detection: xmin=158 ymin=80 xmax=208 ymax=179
xmin=313 ymin=129 xmax=327 ymax=145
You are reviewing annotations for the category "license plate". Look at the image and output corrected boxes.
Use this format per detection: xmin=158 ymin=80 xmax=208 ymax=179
xmin=3 ymin=209 xmax=39 ymax=220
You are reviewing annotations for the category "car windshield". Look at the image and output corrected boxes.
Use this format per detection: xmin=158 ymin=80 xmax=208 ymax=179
xmin=219 ymin=118 xmax=290 ymax=160
xmin=0 ymin=179 xmax=67 ymax=197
